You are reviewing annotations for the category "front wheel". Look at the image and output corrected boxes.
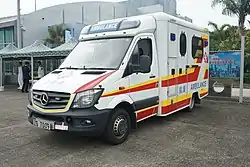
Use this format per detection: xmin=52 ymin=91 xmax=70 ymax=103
xmin=103 ymin=108 xmax=131 ymax=145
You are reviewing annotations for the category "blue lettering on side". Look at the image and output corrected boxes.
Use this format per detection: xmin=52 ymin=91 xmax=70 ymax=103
xmin=179 ymin=85 xmax=186 ymax=94
xmin=89 ymin=22 xmax=120 ymax=34
xmin=191 ymin=81 xmax=207 ymax=90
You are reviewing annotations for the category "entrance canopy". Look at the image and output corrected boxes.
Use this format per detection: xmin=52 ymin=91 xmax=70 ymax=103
xmin=0 ymin=38 xmax=78 ymax=89
xmin=0 ymin=38 xmax=78 ymax=59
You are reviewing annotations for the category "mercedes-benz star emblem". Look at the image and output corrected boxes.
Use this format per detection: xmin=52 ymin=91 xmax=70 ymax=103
xmin=40 ymin=93 xmax=49 ymax=106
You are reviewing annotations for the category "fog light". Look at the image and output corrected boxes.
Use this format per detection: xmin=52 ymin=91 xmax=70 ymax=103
xmin=80 ymin=119 xmax=93 ymax=126
xmin=66 ymin=116 xmax=72 ymax=123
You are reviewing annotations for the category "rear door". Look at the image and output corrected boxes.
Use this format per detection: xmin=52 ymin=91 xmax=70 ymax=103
xmin=166 ymin=22 xmax=178 ymax=110
xmin=177 ymin=25 xmax=189 ymax=108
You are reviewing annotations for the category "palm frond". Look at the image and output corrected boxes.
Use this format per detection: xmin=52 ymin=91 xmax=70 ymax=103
xmin=208 ymin=21 xmax=219 ymax=31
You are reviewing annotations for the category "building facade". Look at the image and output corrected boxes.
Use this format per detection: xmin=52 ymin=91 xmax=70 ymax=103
xmin=0 ymin=0 xmax=191 ymax=49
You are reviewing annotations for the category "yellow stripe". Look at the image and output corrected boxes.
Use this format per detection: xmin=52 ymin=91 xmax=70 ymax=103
xmin=199 ymin=88 xmax=208 ymax=95
xmin=161 ymin=93 xmax=192 ymax=107
xmin=102 ymin=78 xmax=159 ymax=96
xmin=136 ymin=105 xmax=158 ymax=114
xmin=202 ymin=34 xmax=208 ymax=40
xmin=32 ymin=94 xmax=75 ymax=113
xmin=162 ymin=67 xmax=195 ymax=81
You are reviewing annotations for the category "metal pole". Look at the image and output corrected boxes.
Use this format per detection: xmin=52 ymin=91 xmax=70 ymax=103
xmin=239 ymin=35 xmax=245 ymax=103
xmin=99 ymin=5 xmax=101 ymax=21
xmin=31 ymin=56 xmax=34 ymax=85
xmin=17 ymin=0 xmax=22 ymax=49
xmin=82 ymin=6 xmax=84 ymax=24
xmin=35 ymin=0 xmax=37 ymax=11
xmin=113 ymin=6 xmax=116 ymax=19
xmin=0 ymin=57 xmax=3 ymax=91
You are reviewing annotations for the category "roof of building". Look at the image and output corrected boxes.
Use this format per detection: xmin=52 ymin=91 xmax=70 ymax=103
xmin=0 ymin=44 xmax=18 ymax=54
xmin=0 ymin=15 xmax=17 ymax=24
xmin=53 ymin=38 xmax=78 ymax=51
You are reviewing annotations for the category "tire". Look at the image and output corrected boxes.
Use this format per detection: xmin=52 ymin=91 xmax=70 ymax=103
xmin=187 ymin=95 xmax=196 ymax=112
xmin=103 ymin=108 xmax=131 ymax=145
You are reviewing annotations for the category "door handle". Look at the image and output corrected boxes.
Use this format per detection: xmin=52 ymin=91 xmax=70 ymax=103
xmin=149 ymin=75 xmax=156 ymax=78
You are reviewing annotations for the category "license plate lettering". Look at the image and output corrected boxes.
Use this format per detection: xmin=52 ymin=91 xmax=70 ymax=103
xmin=33 ymin=118 xmax=54 ymax=130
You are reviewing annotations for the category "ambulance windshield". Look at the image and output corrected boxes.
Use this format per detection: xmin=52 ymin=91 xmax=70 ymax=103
xmin=60 ymin=37 xmax=132 ymax=70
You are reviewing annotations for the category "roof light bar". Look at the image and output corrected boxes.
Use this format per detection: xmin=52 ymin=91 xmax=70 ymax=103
xmin=119 ymin=20 xmax=141 ymax=30
xmin=80 ymin=20 xmax=141 ymax=35
xmin=80 ymin=25 xmax=92 ymax=35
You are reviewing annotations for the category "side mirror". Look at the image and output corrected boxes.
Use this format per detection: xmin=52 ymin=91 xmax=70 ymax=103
xmin=140 ymin=55 xmax=151 ymax=73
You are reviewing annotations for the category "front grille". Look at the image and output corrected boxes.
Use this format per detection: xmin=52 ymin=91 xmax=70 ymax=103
xmin=32 ymin=112 xmax=65 ymax=122
xmin=32 ymin=90 xmax=71 ymax=109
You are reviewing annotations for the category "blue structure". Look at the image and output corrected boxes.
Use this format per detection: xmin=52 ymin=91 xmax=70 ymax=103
xmin=209 ymin=51 xmax=241 ymax=79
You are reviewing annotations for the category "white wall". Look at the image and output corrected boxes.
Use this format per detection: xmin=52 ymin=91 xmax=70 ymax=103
xmin=20 ymin=0 xmax=177 ymax=47
xmin=21 ymin=2 xmax=129 ymax=47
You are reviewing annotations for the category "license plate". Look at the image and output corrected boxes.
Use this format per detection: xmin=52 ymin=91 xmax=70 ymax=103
xmin=33 ymin=118 xmax=55 ymax=130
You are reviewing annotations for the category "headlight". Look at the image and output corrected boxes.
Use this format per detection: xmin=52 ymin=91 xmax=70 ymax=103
xmin=72 ymin=89 xmax=104 ymax=109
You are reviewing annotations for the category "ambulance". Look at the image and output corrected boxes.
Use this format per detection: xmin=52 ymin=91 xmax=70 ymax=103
xmin=27 ymin=12 xmax=209 ymax=145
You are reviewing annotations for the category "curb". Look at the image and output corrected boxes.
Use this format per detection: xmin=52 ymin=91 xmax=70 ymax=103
xmin=205 ymin=96 xmax=250 ymax=104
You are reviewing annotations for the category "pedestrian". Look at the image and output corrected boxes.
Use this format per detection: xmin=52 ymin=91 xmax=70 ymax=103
xmin=37 ymin=61 xmax=44 ymax=79
xmin=22 ymin=61 xmax=30 ymax=93
xmin=17 ymin=61 xmax=23 ymax=90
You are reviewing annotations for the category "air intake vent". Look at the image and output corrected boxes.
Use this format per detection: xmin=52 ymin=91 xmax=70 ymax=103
xmin=81 ymin=71 xmax=106 ymax=75
xmin=51 ymin=70 xmax=62 ymax=74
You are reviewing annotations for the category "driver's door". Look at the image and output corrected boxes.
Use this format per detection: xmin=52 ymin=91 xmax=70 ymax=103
xmin=125 ymin=35 xmax=159 ymax=120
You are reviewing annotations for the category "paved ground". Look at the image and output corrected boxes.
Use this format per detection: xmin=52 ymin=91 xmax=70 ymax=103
xmin=232 ymin=88 xmax=250 ymax=97
xmin=0 ymin=90 xmax=250 ymax=167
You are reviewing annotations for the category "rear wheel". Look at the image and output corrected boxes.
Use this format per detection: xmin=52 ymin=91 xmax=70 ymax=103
xmin=103 ymin=108 xmax=131 ymax=145
xmin=187 ymin=95 xmax=196 ymax=112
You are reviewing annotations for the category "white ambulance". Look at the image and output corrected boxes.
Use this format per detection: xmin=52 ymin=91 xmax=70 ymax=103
xmin=27 ymin=12 xmax=209 ymax=145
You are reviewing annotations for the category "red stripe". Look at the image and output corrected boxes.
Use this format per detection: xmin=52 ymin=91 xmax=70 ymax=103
xmin=101 ymin=81 xmax=157 ymax=97
xmin=204 ymin=69 xmax=208 ymax=79
xmin=200 ymin=92 xmax=208 ymax=97
xmin=162 ymin=98 xmax=190 ymax=115
xmin=74 ymin=71 xmax=115 ymax=93
xmin=196 ymin=57 xmax=203 ymax=63
xmin=137 ymin=106 xmax=158 ymax=121
xmin=162 ymin=67 xmax=201 ymax=87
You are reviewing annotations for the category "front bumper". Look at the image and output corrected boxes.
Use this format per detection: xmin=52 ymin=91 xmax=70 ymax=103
xmin=27 ymin=104 xmax=112 ymax=136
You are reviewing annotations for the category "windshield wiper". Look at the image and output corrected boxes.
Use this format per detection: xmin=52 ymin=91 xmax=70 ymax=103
xmin=84 ymin=67 xmax=116 ymax=70
xmin=59 ymin=66 xmax=87 ymax=70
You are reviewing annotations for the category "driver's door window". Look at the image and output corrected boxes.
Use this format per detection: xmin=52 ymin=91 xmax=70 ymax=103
xmin=124 ymin=38 xmax=152 ymax=77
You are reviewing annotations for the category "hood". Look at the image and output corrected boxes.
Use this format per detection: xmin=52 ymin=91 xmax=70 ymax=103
xmin=32 ymin=69 xmax=114 ymax=94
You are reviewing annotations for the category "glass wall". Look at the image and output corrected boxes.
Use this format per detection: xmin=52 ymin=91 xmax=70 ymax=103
xmin=0 ymin=26 xmax=14 ymax=49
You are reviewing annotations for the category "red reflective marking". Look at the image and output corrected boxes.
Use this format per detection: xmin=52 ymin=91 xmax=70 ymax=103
xmin=162 ymin=98 xmax=190 ymax=115
xmin=136 ymin=106 xmax=158 ymax=121
xmin=204 ymin=69 xmax=208 ymax=79
xmin=74 ymin=71 xmax=116 ymax=93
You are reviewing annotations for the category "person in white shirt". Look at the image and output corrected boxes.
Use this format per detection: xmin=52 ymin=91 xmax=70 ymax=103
xmin=17 ymin=61 xmax=23 ymax=90
xmin=37 ymin=61 xmax=44 ymax=79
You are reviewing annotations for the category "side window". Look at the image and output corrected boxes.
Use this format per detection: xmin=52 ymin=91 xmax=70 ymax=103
xmin=192 ymin=36 xmax=203 ymax=59
xmin=131 ymin=38 xmax=152 ymax=65
xmin=180 ymin=33 xmax=187 ymax=56
xmin=124 ymin=38 xmax=153 ymax=77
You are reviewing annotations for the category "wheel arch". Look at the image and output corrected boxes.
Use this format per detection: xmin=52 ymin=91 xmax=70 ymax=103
xmin=106 ymin=95 xmax=137 ymax=129
xmin=115 ymin=102 xmax=137 ymax=130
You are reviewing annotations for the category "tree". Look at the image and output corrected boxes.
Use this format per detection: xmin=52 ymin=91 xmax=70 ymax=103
xmin=208 ymin=22 xmax=231 ymax=51
xmin=208 ymin=21 xmax=231 ymax=40
xmin=211 ymin=0 xmax=250 ymax=103
xmin=45 ymin=24 xmax=66 ymax=48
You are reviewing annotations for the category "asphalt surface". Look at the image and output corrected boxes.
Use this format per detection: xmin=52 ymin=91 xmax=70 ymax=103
xmin=0 ymin=90 xmax=250 ymax=167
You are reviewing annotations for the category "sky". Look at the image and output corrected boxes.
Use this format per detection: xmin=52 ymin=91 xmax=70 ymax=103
xmin=0 ymin=0 xmax=249 ymax=29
